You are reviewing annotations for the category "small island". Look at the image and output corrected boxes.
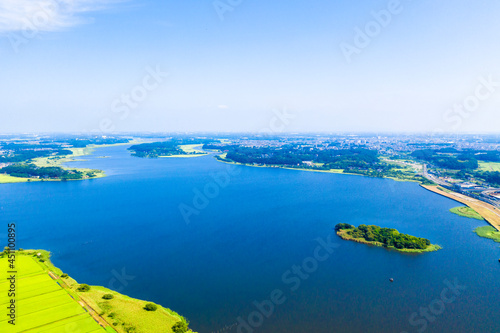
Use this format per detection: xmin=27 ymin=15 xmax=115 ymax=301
xmin=335 ymin=223 xmax=441 ymax=253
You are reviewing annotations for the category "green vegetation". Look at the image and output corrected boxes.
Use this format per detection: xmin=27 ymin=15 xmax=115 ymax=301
xmin=411 ymin=149 xmax=479 ymax=170
xmin=144 ymin=302 xmax=158 ymax=311
xmin=479 ymin=161 xmax=500 ymax=172
xmin=67 ymin=137 xmax=130 ymax=148
xmin=0 ymin=251 xmax=107 ymax=332
xmin=0 ymin=173 xmax=37 ymax=183
xmin=180 ymin=144 xmax=207 ymax=155
xmin=1 ymin=163 xmax=96 ymax=180
xmin=1 ymin=145 xmax=106 ymax=184
xmin=129 ymin=141 xmax=185 ymax=157
xmin=450 ymin=206 xmax=484 ymax=220
xmin=129 ymin=141 xmax=210 ymax=158
xmin=0 ymin=143 xmax=73 ymax=163
xmin=335 ymin=223 xmax=441 ymax=253
xmin=77 ymin=283 xmax=91 ymax=292
xmin=0 ymin=249 xmax=195 ymax=333
xmin=473 ymin=226 xmax=500 ymax=243
xmin=211 ymin=144 xmax=434 ymax=184
xmin=172 ymin=318 xmax=190 ymax=333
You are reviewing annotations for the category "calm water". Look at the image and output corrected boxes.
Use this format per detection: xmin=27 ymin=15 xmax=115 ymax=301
xmin=1 ymin=145 xmax=499 ymax=333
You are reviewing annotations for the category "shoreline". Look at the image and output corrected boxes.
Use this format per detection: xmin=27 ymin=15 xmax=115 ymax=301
xmin=214 ymin=156 xmax=422 ymax=183
xmin=336 ymin=230 xmax=442 ymax=253
xmin=0 ymin=249 xmax=193 ymax=333
xmin=0 ymin=143 xmax=134 ymax=184
xmin=421 ymin=185 xmax=500 ymax=232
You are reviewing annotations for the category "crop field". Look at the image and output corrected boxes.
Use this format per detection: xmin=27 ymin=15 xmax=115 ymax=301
xmin=180 ymin=144 xmax=207 ymax=154
xmin=0 ymin=254 xmax=107 ymax=333
xmin=479 ymin=162 xmax=500 ymax=172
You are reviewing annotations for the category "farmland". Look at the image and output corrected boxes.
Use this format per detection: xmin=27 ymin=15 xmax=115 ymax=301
xmin=0 ymin=252 xmax=107 ymax=332
xmin=0 ymin=250 xmax=193 ymax=333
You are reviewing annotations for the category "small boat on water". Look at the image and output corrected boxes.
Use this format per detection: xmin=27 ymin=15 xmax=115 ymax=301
xmin=389 ymin=278 xmax=394 ymax=282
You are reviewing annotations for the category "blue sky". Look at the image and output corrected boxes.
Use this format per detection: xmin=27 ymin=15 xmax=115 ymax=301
xmin=1 ymin=0 xmax=499 ymax=133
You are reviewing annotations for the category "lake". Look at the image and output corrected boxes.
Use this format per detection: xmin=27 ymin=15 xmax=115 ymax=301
xmin=1 ymin=145 xmax=499 ymax=332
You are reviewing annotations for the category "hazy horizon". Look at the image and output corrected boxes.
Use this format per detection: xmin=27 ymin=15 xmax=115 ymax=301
xmin=1 ymin=0 xmax=499 ymax=133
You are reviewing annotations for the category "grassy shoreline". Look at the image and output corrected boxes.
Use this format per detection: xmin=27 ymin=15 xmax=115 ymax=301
xmin=158 ymin=144 xmax=208 ymax=158
xmin=421 ymin=185 xmax=500 ymax=232
xmin=450 ymin=206 xmax=484 ymax=220
xmin=215 ymin=155 xmax=423 ymax=183
xmin=336 ymin=229 xmax=442 ymax=253
xmin=473 ymin=226 xmax=500 ymax=243
xmin=0 ymin=249 xmax=194 ymax=333
xmin=0 ymin=144 xmax=124 ymax=184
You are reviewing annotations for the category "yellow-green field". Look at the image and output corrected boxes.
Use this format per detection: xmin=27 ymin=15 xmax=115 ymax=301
xmin=0 ymin=174 xmax=40 ymax=183
xmin=32 ymin=147 xmax=95 ymax=168
xmin=159 ymin=144 xmax=207 ymax=158
xmin=479 ymin=162 xmax=500 ymax=172
xmin=0 ymin=253 xmax=107 ymax=333
xmin=179 ymin=144 xmax=207 ymax=156
xmin=0 ymin=250 xmax=193 ymax=333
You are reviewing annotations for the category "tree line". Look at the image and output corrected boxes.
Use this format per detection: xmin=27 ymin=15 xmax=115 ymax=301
xmin=1 ymin=164 xmax=90 ymax=180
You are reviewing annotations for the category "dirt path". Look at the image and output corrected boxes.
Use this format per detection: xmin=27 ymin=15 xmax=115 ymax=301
xmin=422 ymin=185 xmax=500 ymax=231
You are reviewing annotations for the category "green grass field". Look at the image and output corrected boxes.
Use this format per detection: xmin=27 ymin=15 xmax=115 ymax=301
xmin=474 ymin=226 xmax=500 ymax=243
xmin=73 ymin=285 xmax=187 ymax=333
xmin=0 ymin=250 xmax=193 ymax=333
xmin=450 ymin=206 xmax=484 ymax=220
xmin=179 ymin=144 xmax=205 ymax=154
xmin=479 ymin=162 xmax=500 ymax=172
xmin=0 ymin=174 xmax=40 ymax=183
xmin=0 ymin=253 xmax=107 ymax=333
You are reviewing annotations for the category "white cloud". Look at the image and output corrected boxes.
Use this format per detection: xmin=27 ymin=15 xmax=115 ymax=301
xmin=217 ymin=105 xmax=229 ymax=109
xmin=0 ymin=0 xmax=122 ymax=33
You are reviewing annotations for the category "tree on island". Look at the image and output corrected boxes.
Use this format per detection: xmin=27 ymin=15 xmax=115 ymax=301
xmin=335 ymin=223 xmax=431 ymax=250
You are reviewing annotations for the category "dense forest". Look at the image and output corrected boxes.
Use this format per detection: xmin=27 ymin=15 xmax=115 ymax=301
xmin=0 ymin=164 xmax=91 ymax=180
xmin=411 ymin=148 xmax=500 ymax=170
xmin=476 ymin=171 xmax=500 ymax=186
xmin=335 ymin=223 xmax=431 ymax=250
xmin=411 ymin=149 xmax=479 ymax=170
xmin=212 ymin=145 xmax=381 ymax=168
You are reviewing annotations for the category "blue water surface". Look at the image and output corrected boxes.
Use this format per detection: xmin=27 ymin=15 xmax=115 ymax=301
xmin=1 ymin=145 xmax=499 ymax=333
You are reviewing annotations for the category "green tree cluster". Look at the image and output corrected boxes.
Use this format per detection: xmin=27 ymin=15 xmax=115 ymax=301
xmin=1 ymin=164 xmax=84 ymax=180
xmin=335 ymin=224 xmax=431 ymax=250
xmin=172 ymin=318 xmax=189 ymax=333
